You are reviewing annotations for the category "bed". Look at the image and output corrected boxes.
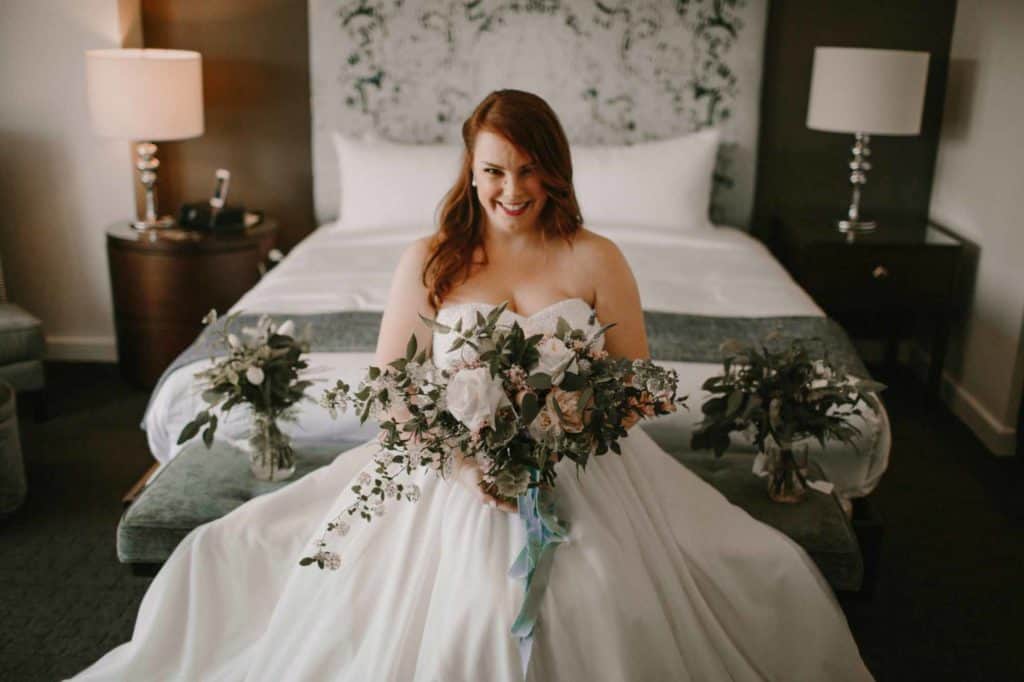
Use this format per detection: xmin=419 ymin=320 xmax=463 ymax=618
xmin=143 ymin=218 xmax=890 ymax=502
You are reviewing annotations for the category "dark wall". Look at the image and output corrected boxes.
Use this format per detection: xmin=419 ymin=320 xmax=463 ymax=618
xmin=140 ymin=0 xmax=314 ymax=250
xmin=753 ymin=0 xmax=959 ymax=233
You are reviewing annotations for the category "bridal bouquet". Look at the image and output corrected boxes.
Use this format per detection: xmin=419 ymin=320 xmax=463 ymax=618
xmin=302 ymin=302 xmax=683 ymax=569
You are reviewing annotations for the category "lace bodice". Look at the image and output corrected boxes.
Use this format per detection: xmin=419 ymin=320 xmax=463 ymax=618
xmin=432 ymin=298 xmax=602 ymax=370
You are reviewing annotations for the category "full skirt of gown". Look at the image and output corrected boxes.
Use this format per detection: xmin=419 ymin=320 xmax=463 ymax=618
xmin=72 ymin=426 xmax=874 ymax=681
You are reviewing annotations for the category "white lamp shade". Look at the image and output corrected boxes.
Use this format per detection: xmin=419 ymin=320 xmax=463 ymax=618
xmin=806 ymin=47 xmax=930 ymax=136
xmin=85 ymin=48 xmax=204 ymax=141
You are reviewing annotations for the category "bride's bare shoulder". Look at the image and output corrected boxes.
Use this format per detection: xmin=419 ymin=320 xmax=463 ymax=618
xmin=570 ymin=227 xmax=629 ymax=271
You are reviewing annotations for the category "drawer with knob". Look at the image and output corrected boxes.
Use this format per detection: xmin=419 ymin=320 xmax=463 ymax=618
xmin=793 ymin=245 xmax=959 ymax=313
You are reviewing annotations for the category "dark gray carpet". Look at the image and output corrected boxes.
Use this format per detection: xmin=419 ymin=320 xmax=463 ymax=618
xmin=1 ymin=362 xmax=1022 ymax=681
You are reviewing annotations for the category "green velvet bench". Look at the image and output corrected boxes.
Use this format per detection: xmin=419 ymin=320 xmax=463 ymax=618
xmin=117 ymin=441 xmax=362 ymax=569
xmin=118 ymin=436 xmax=865 ymax=595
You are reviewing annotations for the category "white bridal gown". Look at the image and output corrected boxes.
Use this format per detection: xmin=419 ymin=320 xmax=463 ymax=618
xmin=75 ymin=298 xmax=874 ymax=681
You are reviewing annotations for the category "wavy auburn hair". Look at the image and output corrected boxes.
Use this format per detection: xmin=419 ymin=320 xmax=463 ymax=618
xmin=423 ymin=90 xmax=583 ymax=308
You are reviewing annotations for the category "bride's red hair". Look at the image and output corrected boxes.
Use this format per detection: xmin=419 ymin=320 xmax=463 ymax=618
xmin=423 ymin=90 xmax=582 ymax=308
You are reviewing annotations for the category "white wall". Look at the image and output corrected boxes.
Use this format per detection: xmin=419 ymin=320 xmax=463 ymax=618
xmin=929 ymin=0 xmax=1024 ymax=455
xmin=0 ymin=0 xmax=142 ymax=362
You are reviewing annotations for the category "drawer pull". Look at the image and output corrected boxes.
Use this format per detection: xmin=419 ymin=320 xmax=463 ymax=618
xmin=872 ymin=265 xmax=889 ymax=280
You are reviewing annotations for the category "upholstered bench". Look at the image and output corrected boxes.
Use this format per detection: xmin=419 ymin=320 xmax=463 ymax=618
xmin=117 ymin=441 xmax=364 ymax=570
xmin=119 ymin=436 xmax=864 ymax=594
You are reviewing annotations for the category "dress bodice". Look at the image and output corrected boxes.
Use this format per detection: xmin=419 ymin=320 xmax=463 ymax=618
xmin=432 ymin=297 xmax=602 ymax=369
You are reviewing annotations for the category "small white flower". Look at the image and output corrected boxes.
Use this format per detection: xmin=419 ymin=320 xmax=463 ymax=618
xmin=331 ymin=520 xmax=350 ymax=537
xmin=227 ymin=333 xmax=241 ymax=349
xmin=372 ymin=503 xmax=386 ymax=518
xmin=405 ymin=484 xmax=421 ymax=502
xmin=246 ymin=366 xmax=265 ymax=385
xmin=384 ymin=481 xmax=399 ymax=499
xmin=319 ymin=550 xmax=342 ymax=570
xmin=358 ymin=472 xmax=372 ymax=486
xmin=276 ymin=320 xmax=295 ymax=338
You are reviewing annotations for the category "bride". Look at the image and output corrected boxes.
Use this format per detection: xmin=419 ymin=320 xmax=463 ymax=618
xmin=74 ymin=90 xmax=874 ymax=681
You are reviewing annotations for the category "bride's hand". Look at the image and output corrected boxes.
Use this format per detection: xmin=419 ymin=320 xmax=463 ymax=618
xmin=454 ymin=456 xmax=518 ymax=513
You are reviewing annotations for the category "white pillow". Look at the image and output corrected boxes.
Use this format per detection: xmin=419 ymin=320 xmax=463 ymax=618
xmin=333 ymin=133 xmax=462 ymax=231
xmin=572 ymin=129 xmax=720 ymax=232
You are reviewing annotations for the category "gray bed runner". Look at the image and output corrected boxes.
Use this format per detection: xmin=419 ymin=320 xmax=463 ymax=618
xmin=144 ymin=311 xmax=869 ymax=423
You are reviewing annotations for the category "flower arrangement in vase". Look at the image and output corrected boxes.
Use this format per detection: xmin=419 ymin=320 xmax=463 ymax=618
xmin=177 ymin=310 xmax=311 ymax=481
xmin=691 ymin=337 xmax=884 ymax=502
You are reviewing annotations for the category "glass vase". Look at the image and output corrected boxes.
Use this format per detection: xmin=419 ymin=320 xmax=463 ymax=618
xmin=246 ymin=411 xmax=296 ymax=482
xmin=765 ymin=442 xmax=808 ymax=504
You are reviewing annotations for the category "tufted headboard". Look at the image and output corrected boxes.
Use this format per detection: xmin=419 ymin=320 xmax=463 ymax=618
xmin=309 ymin=0 xmax=767 ymax=228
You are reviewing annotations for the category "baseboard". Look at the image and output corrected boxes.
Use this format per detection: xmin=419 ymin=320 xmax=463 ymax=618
xmin=907 ymin=343 xmax=1017 ymax=456
xmin=941 ymin=376 xmax=1018 ymax=456
xmin=45 ymin=335 xmax=118 ymax=363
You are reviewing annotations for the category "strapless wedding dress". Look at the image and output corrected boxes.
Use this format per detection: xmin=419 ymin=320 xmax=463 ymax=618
xmin=73 ymin=298 xmax=873 ymax=681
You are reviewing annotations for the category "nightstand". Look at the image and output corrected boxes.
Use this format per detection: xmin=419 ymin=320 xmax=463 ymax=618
xmin=106 ymin=220 xmax=278 ymax=387
xmin=768 ymin=214 xmax=963 ymax=395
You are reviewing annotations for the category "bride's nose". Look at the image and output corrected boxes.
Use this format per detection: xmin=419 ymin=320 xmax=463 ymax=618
xmin=501 ymin=175 xmax=522 ymax=200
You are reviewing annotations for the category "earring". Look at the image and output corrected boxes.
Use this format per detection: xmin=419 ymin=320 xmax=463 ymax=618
xmin=471 ymin=179 xmax=477 ymax=187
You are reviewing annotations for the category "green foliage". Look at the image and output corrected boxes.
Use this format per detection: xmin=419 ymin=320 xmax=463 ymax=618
xmin=691 ymin=337 xmax=885 ymax=458
xmin=176 ymin=311 xmax=311 ymax=449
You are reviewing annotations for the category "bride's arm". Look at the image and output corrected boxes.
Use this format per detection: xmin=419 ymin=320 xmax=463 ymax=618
xmin=374 ymin=237 xmax=436 ymax=366
xmin=583 ymin=233 xmax=650 ymax=432
xmin=586 ymin=235 xmax=650 ymax=361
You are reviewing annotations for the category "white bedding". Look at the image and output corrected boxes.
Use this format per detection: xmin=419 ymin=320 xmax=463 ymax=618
xmin=144 ymin=222 xmax=889 ymax=499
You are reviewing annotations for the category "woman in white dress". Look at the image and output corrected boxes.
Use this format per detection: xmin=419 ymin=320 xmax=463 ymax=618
xmin=74 ymin=90 xmax=874 ymax=681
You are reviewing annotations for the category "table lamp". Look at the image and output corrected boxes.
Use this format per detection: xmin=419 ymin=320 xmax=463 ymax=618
xmin=806 ymin=47 xmax=930 ymax=233
xmin=86 ymin=49 xmax=204 ymax=229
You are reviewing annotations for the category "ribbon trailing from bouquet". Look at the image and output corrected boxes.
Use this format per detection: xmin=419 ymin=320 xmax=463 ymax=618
xmin=509 ymin=474 xmax=569 ymax=680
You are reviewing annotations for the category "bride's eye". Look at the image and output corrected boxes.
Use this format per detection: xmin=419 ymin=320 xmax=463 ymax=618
xmin=484 ymin=168 xmax=501 ymax=175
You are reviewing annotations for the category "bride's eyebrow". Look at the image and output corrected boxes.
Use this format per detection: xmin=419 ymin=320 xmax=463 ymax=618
xmin=483 ymin=162 xmax=536 ymax=171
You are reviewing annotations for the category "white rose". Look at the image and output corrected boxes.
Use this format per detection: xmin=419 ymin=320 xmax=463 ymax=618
xmin=534 ymin=336 xmax=577 ymax=385
xmin=246 ymin=366 xmax=265 ymax=385
xmin=446 ymin=367 xmax=509 ymax=432
xmin=227 ymin=333 xmax=241 ymax=349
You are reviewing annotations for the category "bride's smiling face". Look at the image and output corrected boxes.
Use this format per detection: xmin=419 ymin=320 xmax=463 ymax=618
xmin=471 ymin=130 xmax=547 ymax=235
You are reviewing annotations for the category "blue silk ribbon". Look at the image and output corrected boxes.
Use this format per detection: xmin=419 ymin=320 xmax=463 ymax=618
xmin=509 ymin=477 xmax=569 ymax=680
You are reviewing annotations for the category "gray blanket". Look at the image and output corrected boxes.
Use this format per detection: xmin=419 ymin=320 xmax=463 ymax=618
xmin=145 ymin=311 xmax=869 ymax=421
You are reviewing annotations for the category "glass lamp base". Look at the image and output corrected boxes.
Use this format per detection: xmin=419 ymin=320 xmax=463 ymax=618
xmin=132 ymin=216 xmax=176 ymax=230
xmin=837 ymin=218 xmax=877 ymax=234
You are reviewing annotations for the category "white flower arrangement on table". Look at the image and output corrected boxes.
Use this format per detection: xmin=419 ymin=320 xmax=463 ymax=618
xmin=302 ymin=302 xmax=685 ymax=570
xmin=177 ymin=310 xmax=312 ymax=480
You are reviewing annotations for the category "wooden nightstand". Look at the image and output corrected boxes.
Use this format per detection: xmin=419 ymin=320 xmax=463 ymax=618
xmin=767 ymin=214 xmax=963 ymax=394
xmin=107 ymin=220 xmax=278 ymax=387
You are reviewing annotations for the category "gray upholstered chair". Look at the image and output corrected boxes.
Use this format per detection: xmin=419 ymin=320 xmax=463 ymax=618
xmin=0 ymin=256 xmax=46 ymax=406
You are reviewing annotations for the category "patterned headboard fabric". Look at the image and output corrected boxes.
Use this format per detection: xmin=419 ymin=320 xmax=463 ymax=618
xmin=309 ymin=0 xmax=767 ymax=228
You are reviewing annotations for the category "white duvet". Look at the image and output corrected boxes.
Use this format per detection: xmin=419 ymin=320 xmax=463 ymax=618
xmin=144 ymin=222 xmax=889 ymax=499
